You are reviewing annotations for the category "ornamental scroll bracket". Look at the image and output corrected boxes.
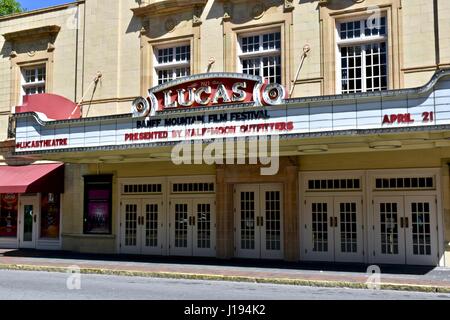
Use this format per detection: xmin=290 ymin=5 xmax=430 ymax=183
xmin=193 ymin=5 xmax=203 ymax=26
xmin=284 ymin=0 xmax=294 ymax=12
xmin=222 ymin=1 xmax=233 ymax=21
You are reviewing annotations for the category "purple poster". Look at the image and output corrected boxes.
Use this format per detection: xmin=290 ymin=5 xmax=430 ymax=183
xmin=87 ymin=202 xmax=110 ymax=233
xmin=84 ymin=176 xmax=112 ymax=234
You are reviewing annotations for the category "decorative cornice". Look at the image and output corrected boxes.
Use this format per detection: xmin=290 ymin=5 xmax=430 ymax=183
xmin=131 ymin=0 xmax=208 ymax=17
xmin=3 ymin=25 xmax=61 ymax=42
xmin=0 ymin=1 xmax=84 ymax=21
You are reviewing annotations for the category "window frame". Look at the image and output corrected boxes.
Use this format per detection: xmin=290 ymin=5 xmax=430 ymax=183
xmin=20 ymin=64 xmax=46 ymax=102
xmin=237 ymin=29 xmax=282 ymax=85
xmin=335 ymin=15 xmax=389 ymax=94
xmin=153 ymin=42 xmax=191 ymax=86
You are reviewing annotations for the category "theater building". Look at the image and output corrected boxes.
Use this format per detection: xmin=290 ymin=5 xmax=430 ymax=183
xmin=1 ymin=0 xmax=450 ymax=267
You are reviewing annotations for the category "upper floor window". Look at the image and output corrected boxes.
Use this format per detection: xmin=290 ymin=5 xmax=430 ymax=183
xmin=239 ymin=31 xmax=282 ymax=84
xmin=21 ymin=65 xmax=46 ymax=98
xmin=337 ymin=16 xmax=388 ymax=94
xmin=155 ymin=44 xmax=191 ymax=85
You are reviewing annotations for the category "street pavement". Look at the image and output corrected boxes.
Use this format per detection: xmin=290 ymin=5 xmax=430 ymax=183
xmin=2 ymin=249 xmax=450 ymax=292
xmin=0 ymin=270 xmax=449 ymax=300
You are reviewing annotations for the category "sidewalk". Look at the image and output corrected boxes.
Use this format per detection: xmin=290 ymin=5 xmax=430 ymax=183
xmin=1 ymin=249 xmax=450 ymax=293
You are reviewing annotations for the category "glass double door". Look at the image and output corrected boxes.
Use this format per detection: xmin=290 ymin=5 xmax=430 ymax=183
xmin=373 ymin=196 xmax=438 ymax=265
xmin=19 ymin=196 xmax=39 ymax=249
xmin=120 ymin=198 xmax=164 ymax=255
xmin=169 ymin=199 xmax=216 ymax=257
xmin=235 ymin=184 xmax=283 ymax=259
xmin=304 ymin=196 xmax=364 ymax=263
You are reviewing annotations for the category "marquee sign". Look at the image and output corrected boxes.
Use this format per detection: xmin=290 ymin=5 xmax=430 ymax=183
xmin=13 ymin=70 xmax=450 ymax=154
xmin=131 ymin=73 xmax=286 ymax=117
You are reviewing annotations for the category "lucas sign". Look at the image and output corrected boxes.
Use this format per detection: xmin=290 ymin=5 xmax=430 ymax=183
xmin=131 ymin=73 xmax=286 ymax=117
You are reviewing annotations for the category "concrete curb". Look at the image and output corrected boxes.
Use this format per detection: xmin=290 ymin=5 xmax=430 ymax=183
xmin=0 ymin=263 xmax=449 ymax=294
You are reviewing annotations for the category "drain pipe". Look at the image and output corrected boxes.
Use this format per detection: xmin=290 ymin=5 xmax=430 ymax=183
xmin=433 ymin=0 xmax=441 ymax=69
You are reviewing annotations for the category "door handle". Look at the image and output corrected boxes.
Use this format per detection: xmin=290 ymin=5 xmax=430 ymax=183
xmin=400 ymin=217 xmax=404 ymax=228
xmin=260 ymin=216 xmax=264 ymax=227
xmin=34 ymin=215 xmax=37 ymax=223
xmin=329 ymin=217 xmax=337 ymax=228
xmin=189 ymin=216 xmax=193 ymax=226
xmin=404 ymin=217 xmax=409 ymax=228
xmin=329 ymin=217 xmax=338 ymax=228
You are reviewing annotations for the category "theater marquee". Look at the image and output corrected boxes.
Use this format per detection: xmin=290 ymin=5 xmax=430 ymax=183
xmin=13 ymin=71 xmax=450 ymax=154
xmin=131 ymin=73 xmax=287 ymax=117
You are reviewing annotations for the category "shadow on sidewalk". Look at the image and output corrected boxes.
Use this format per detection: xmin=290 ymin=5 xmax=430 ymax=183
xmin=0 ymin=249 xmax=437 ymax=276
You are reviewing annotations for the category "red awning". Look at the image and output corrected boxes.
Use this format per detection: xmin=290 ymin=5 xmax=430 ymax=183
xmin=15 ymin=93 xmax=81 ymax=120
xmin=0 ymin=163 xmax=64 ymax=194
